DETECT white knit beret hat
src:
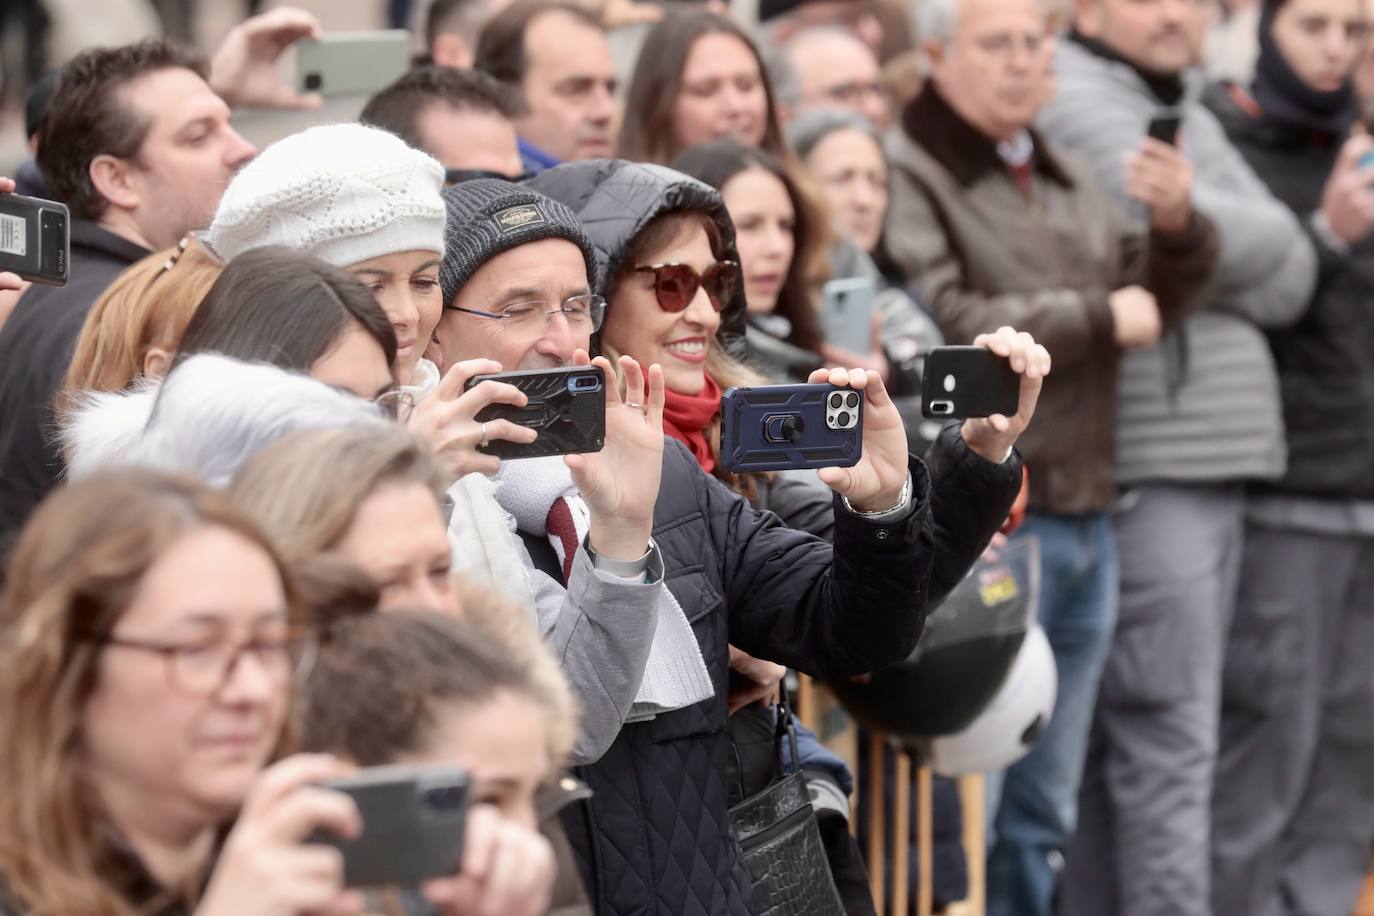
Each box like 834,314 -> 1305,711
206,123 -> 446,268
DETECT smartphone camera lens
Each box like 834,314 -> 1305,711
829,392 -> 843,409
568,375 -> 602,393
304,72 -> 323,91
845,393 -> 859,409
835,410 -> 851,427
931,400 -> 953,416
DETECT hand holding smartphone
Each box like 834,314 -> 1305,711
465,366 -> 606,459
719,382 -> 863,473
306,764 -> 470,887
0,191 -> 69,287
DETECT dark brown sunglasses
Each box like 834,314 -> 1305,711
634,260 -> 740,313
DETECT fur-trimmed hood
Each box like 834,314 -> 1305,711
61,353 -> 386,487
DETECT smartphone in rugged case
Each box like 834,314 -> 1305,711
921,346 -> 1020,419
719,383 -> 863,473
295,30 -> 410,97
306,764 -> 469,888
820,276 -> 877,354
0,193 -> 68,286
1147,110 -> 1183,145
466,366 -> 605,460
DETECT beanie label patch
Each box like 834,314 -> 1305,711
493,204 -> 546,234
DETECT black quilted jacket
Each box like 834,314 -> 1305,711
527,161 -> 942,915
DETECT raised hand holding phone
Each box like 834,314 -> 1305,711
1320,134 -> 1374,245
957,327 -> 1051,465
802,366 -> 911,512
411,359 -> 536,480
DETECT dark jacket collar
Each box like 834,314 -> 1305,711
1067,30 -> 1186,106
901,82 -> 1074,189
71,219 -> 153,264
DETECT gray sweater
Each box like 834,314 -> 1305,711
1037,39 -> 1317,486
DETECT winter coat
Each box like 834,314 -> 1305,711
882,83 -> 1220,514
1036,37 -> 1317,487
526,160 -> 953,916
1203,83 -> 1374,499
0,220 -> 149,561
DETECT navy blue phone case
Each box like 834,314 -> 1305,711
719,383 -> 863,473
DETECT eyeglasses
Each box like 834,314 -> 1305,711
373,388 -> 416,422
447,293 -> 607,334
971,31 -> 1046,60
87,626 -> 317,698
634,261 -> 739,313
443,168 -> 534,186
817,80 -> 889,107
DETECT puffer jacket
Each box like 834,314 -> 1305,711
530,161 -> 1016,911
1204,83 -> 1374,499
526,160 -> 1017,916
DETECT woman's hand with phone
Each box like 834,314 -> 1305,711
196,754 -> 363,916
409,359 -> 538,481
804,365 -> 911,512
566,350 -> 666,563
421,804 -> 555,916
959,326 -> 1050,464
0,177 -> 28,333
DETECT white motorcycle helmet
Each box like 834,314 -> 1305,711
907,623 -> 1057,777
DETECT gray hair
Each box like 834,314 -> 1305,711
785,107 -> 883,161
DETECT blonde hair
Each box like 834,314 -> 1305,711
0,471 -> 296,916
228,425 -> 447,565
59,238 -> 221,409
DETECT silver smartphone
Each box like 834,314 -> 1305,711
296,30 -> 411,97
820,276 -> 877,355
306,764 -> 470,887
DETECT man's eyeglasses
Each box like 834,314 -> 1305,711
86,626 -> 317,698
634,261 -> 740,313
816,80 -> 889,108
444,168 -> 534,186
447,294 -> 607,334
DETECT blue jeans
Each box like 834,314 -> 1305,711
986,511 -> 1119,916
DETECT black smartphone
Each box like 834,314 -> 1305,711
306,764 -> 469,888
921,346 -> 1019,419
465,366 -> 605,460
1147,111 -> 1182,146
0,193 -> 69,287
719,382 -> 863,473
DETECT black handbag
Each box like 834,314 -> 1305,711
727,685 -> 847,916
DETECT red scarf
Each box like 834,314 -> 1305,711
662,376 -> 722,474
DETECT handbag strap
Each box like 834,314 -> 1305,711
775,677 -> 802,777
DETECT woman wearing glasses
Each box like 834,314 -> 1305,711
0,470 -> 559,916
0,470 -> 355,916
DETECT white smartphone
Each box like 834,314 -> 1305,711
820,276 -> 878,355
295,30 -> 411,97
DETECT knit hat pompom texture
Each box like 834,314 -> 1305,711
207,123 -> 447,268
439,179 -> 600,306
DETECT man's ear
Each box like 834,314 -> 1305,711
922,39 -> 947,70
142,345 -> 173,381
432,33 -> 473,69
89,154 -> 142,212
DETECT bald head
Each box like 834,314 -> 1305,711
783,27 -> 889,129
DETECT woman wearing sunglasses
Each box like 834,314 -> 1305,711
528,159 -> 1041,913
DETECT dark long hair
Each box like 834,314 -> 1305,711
174,247 -> 398,375
619,10 -> 787,165
671,141 -> 828,355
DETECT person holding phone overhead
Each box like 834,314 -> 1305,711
1202,1 -> 1374,913
880,1 -> 1221,914
430,172 -> 1042,916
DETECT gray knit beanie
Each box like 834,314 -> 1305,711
439,179 -> 599,306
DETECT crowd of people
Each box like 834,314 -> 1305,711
0,0 -> 1369,914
